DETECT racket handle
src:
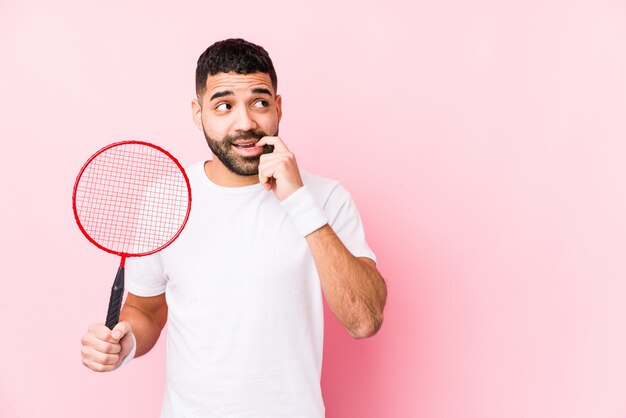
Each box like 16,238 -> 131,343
105,266 -> 125,330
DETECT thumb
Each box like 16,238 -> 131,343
110,321 -> 132,342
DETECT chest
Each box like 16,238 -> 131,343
158,190 -> 317,309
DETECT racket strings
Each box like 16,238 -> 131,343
74,143 -> 190,255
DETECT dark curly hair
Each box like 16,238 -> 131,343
195,38 -> 278,99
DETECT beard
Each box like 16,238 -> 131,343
202,128 -> 276,176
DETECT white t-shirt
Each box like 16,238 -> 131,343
126,161 -> 376,418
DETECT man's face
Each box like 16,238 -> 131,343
193,72 -> 282,176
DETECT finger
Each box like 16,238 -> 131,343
81,332 -> 122,354
118,331 -> 136,358
259,156 -> 295,180
88,323 -> 114,342
81,345 -> 120,366
258,159 -> 277,185
82,346 -> 119,366
258,159 -> 285,185
82,358 -> 116,373
259,151 -> 294,164
256,136 -> 289,153
110,321 -> 132,343
258,176 -> 273,190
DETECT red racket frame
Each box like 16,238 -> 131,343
72,140 -> 192,266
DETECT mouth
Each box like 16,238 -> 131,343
231,139 -> 263,157
232,139 -> 259,149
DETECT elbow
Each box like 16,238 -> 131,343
348,313 -> 384,339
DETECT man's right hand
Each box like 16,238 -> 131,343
81,321 -> 134,372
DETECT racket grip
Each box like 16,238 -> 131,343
105,266 -> 125,330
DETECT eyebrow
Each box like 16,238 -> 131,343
209,90 -> 233,101
209,88 -> 273,102
251,88 -> 272,96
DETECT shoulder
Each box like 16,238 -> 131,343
300,171 -> 341,194
185,160 -> 207,181
301,170 -> 338,189
301,171 -> 350,206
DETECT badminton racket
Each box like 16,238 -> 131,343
72,140 -> 191,329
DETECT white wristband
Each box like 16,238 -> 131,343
281,185 -> 329,237
115,333 -> 137,370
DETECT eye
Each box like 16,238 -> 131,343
216,103 -> 232,111
252,100 -> 269,109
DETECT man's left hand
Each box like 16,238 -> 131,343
257,136 -> 304,201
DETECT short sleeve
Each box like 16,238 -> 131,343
323,183 -> 377,263
125,252 -> 167,296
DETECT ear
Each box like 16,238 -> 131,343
191,98 -> 203,131
275,94 -> 282,122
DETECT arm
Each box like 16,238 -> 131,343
256,136 -> 387,339
306,225 -> 387,338
80,292 -> 167,372
119,292 -> 168,357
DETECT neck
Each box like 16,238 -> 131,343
203,160 -> 260,187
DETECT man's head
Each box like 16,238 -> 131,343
195,38 -> 278,100
192,38 -> 281,178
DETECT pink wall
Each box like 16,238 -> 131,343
1,1 -> 625,417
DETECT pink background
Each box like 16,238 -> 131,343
1,1 -> 625,417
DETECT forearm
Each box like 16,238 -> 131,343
119,295 -> 167,358
306,225 -> 387,338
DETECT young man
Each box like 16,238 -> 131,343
80,38 -> 387,417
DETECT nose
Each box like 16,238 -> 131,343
233,106 -> 258,132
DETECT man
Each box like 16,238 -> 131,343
80,38 -> 387,417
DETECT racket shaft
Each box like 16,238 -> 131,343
105,266 -> 125,329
